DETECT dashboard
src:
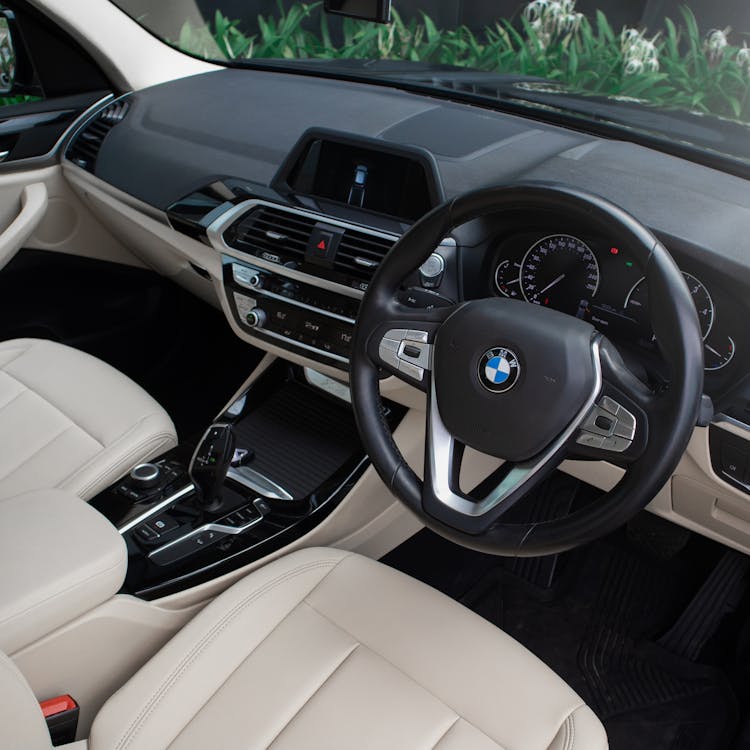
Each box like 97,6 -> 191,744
57,65 -> 750,556
478,229 -> 737,374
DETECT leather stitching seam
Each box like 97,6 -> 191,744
0,365 -> 106,448
0,424 -> 75,484
113,557 -> 345,750
265,643 -> 361,748
66,430 -> 176,498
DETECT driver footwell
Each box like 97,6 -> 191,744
382,475 -> 749,750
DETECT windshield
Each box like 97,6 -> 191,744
112,1 -> 750,167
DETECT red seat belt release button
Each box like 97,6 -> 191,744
40,695 -> 77,718
40,695 -> 79,745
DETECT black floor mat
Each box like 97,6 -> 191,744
463,542 -> 737,750
383,499 -> 742,749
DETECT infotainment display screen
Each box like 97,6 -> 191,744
287,137 -> 436,222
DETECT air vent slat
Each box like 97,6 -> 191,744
228,206 -> 316,262
225,203 -> 397,282
65,98 -> 130,173
333,229 -> 395,280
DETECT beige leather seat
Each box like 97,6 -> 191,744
0,338 -> 176,501
3,548 -> 607,749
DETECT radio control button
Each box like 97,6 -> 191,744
246,309 -> 267,329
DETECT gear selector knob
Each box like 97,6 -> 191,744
189,423 -> 235,512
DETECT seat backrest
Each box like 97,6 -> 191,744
0,651 -> 52,750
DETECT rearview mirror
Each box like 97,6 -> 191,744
324,0 -> 391,24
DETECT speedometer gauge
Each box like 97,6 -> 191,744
625,271 -> 714,339
520,235 -> 600,316
704,336 -> 735,371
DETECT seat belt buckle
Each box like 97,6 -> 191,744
40,694 -> 79,746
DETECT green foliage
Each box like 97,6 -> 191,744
175,3 -> 750,123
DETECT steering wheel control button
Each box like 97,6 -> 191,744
594,415 -> 614,431
398,340 -> 431,369
378,338 -> 400,369
406,330 -> 429,343
478,347 -> 521,394
398,360 -> 424,382
599,396 -> 621,417
576,433 -> 606,449
579,398 -> 636,451
384,329 -> 408,341
379,330 -> 433,378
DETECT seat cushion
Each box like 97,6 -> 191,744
0,338 -> 176,501
90,548 -> 607,750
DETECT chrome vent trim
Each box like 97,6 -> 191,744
223,200 -> 397,282
65,96 -> 131,172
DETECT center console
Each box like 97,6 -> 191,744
91,362 -> 404,599
168,129 -> 456,372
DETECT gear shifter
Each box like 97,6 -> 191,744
189,423 -> 235,512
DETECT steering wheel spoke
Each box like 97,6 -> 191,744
423,378 -> 568,534
367,305 -> 455,391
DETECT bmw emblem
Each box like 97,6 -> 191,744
478,347 -> 521,393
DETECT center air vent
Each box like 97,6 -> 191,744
66,98 -> 131,173
225,203 -> 397,285
227,206 -> 316,265
333,229 -> 395,281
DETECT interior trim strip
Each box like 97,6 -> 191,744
228,260 -> 356,324
228,465 -> 294,501
714,413 -> 750,437
118,484 -> 194,534
138,457 -> 369,598
148,498 -> 267,563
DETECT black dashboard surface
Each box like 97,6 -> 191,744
98,69 -> 750,272
84,67 -> 750,406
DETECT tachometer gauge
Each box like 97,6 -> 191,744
520,235 -> 600,315
494,259 -> 522,298
704,336 -> 735,372
624,271 -> 714,340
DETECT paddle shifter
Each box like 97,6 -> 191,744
189,423 -> 235,512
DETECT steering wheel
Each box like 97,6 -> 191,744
350,184 -> 704,556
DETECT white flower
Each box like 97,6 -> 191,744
523,0 -> 583,49
621,27 -> 660,75
705,28 -> 731,66
737,42 -> 750,74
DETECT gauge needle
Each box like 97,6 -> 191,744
537,274 -> 566,296
706,344 -> 722,357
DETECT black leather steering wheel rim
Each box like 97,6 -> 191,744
350,183 -> 704,556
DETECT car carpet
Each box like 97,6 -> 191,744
382,475 -> 742,750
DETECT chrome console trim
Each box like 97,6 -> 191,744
229,260 -> 356,325
118,484 -> 194,534
227,465 -> 294,501
148,498 -> 268,563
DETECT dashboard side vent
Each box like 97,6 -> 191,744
333,228 -> 396,281
228,206 -> 316,263
66,99 -> 131,173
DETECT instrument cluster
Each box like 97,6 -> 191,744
489,231 -> 736,373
